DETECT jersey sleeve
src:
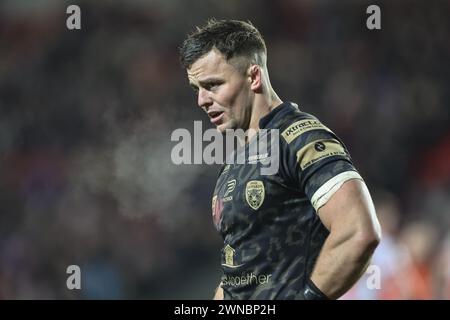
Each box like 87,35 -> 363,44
280,115 -> 363,211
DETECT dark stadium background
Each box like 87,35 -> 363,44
0,0 -> 449,299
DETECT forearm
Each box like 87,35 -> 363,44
309,232 -> 377,299
308,179 -> 381,299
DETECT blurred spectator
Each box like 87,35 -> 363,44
397,221 -> 438,299
434,233 -> 450,299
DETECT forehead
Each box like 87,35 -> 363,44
187,49 -> 237,83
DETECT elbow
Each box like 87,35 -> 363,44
352,208 -> 382,256
363,231 -> 381,254
354,227 -> 381,256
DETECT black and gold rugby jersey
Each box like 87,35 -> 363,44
211,101 -> 362,300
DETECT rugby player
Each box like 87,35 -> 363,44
179,19 -> 381,300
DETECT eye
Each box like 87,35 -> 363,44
205,82 -> 221,91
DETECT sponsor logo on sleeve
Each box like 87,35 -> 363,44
281,119 -> 332,144
296,139 -> 347,170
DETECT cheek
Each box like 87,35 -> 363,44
235,87 -> 252,113
229,82 -> 251,110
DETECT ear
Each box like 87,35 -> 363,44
248,65 -> 262,93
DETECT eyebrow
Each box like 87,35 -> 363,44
189,77 -> 223,88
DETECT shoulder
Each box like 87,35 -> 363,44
278,111 -> 335,145
270,107 -> 340,153
275,108 -> 354,177
266,104 -> 347,159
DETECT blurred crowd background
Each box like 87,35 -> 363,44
0,0 -> 449,299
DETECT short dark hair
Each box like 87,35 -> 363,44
179,18 -> 267,70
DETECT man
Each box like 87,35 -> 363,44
179,19 -> 381,300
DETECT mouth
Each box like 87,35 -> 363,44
207,111 -> 225,125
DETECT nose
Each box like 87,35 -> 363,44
197,88 -> 213,109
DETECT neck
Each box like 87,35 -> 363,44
246,89 -> 282,142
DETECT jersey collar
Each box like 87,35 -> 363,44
259,101 -> 299,129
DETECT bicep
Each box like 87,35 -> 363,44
317,179 -> 380,239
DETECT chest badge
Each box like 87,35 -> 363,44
245,180 -> 265,210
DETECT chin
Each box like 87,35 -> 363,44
217,120 -> 238,134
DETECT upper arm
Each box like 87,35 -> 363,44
280,114 -> 381,243
281,115 -> 360,211
317,178 -> 381,244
